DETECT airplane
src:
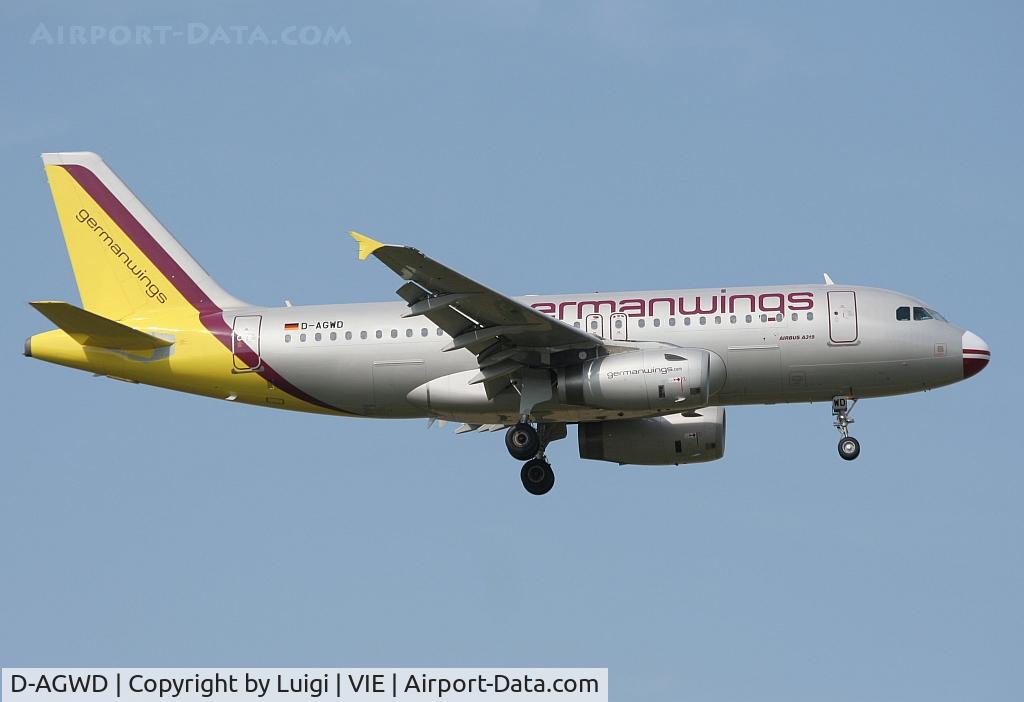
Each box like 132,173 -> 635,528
25,152 -> 991,495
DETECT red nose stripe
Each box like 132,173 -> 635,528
963,348 -> 990,356
963,357 -> 989,379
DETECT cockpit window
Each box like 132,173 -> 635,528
899,305 -> 946,321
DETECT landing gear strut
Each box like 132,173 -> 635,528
833,396 -> 861,461
506,421 -> 566,495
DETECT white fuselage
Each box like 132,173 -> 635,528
242,283 -> 970,423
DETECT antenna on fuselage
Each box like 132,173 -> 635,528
823,273 -> 835,285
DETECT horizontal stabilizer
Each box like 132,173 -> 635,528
29,301 -> 172,350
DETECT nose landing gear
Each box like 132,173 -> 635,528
833,396 -> 861,461
838,436 -> 861,460
506,421 -> 565,495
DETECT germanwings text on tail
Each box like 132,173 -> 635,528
26,152 -> 991,494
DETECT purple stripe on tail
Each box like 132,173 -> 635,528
61,164 -> 347,414
64,165 -> 220,315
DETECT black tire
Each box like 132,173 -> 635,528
506,423 -> 540,460
838,436 -> 861,461
521,458 -> 555,495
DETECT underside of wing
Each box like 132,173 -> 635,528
349,232 -> 612,410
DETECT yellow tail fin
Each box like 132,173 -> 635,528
41,152 -> 245,320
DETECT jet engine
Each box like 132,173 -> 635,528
557,348 -> 726,412
578,406 -> 726,465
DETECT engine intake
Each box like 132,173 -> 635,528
558,348 -> 725,412
578,407 -> 726,465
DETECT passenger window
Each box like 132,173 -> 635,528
406,329 -> 413,337
437,328 -> 444,336
638,319 -> 646,328
745,314 -> 752,323
421,328 -> 428,337
699,317 -> 706,326
376,330 -> 383,339
360,331 -> 367,340
684,317 -> 691,326
284,334 -> 291,343
345,331 -> 352,340
714,316 -> 721,324
668,318 -> 676,327
807,312 -> 814,321
300,333 -> 307,342
896,306 -> 910,321
653,318 -> 661,327
391,329 -> 398,338
730,315 -> 737,323
913,306 -> 932,321
330,332 -> 337,341
315,332 -> 322,341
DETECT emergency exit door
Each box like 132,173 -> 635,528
827,291 -> 858,343
610,312 -> 628,341
232,315 -> 262,371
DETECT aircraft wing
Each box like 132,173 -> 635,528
349,232 -> 603,366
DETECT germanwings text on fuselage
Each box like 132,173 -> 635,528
529,292 -> 814,320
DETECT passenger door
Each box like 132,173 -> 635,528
827,291 -> 858,343
231,315 -> 262,371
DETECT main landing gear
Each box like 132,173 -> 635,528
505,423 -> 540,460
833,396 -> 861,461
521,458 -> 555,496
506,422 -> 564,495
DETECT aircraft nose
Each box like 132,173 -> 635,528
962,330 -> 990,379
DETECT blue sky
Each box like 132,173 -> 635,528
1,1 -> 1021,699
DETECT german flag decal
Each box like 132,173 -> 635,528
284,322 -> 299,331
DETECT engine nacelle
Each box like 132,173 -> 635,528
578,407 -> 726,465
558,348 -> 725,412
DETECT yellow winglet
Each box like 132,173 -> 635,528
349,231 -> 386,261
